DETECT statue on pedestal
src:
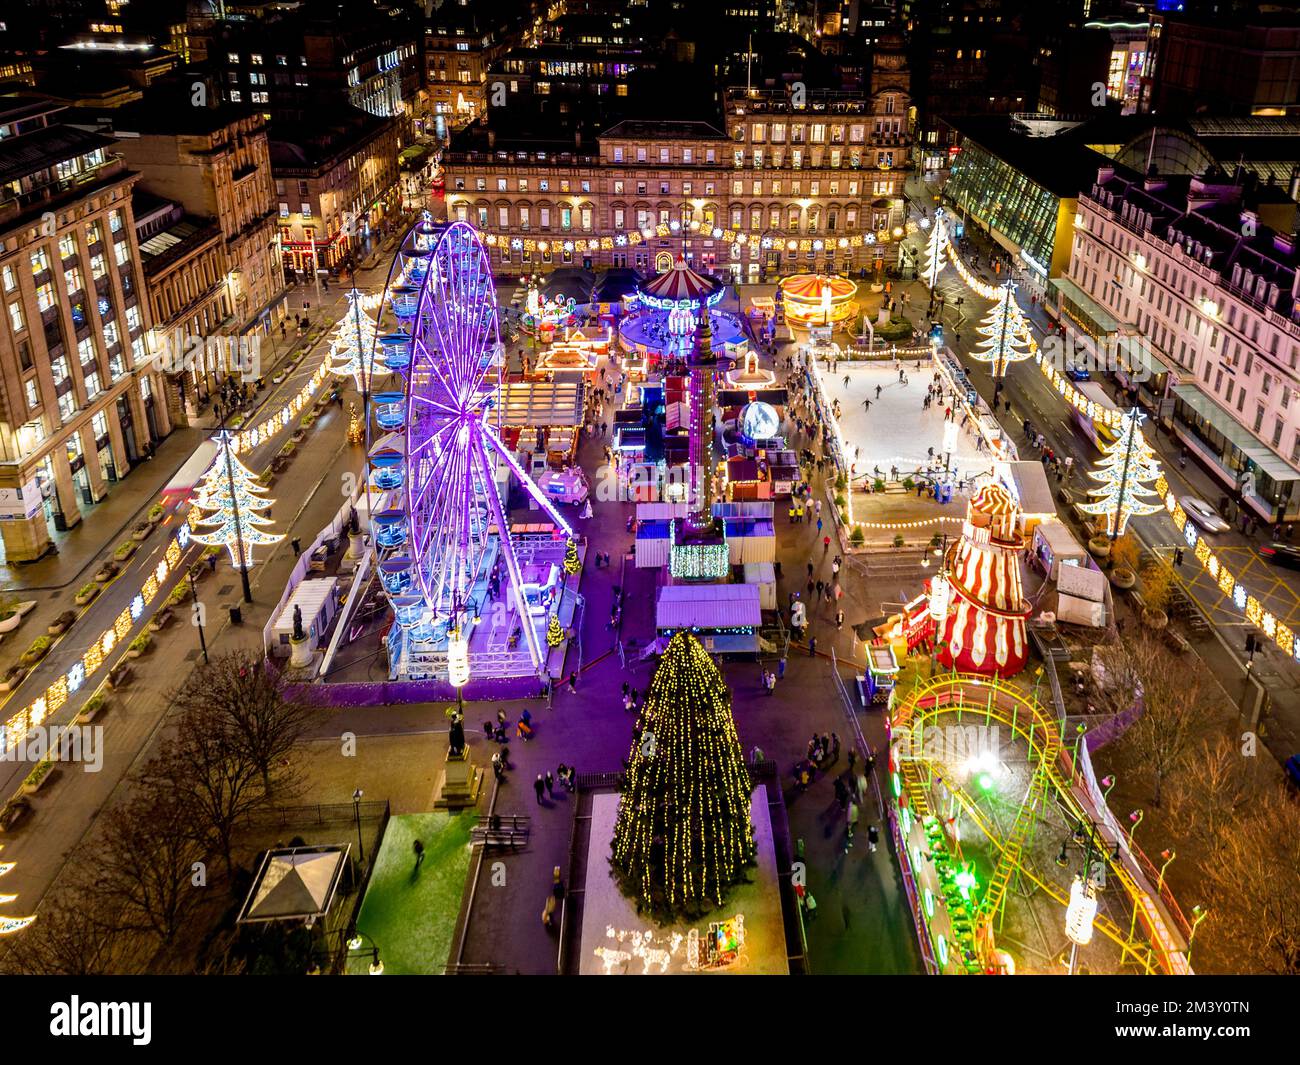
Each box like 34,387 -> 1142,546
447,708 -> 465,758
292,604 -> 305,642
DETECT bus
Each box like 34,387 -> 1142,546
161,439 -> 220,506
1072,380 -> 1121,451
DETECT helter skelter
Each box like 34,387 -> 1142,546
365,218 -> 576,681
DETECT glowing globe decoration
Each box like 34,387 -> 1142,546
739,401 -> 780,443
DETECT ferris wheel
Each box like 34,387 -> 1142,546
366,218 -> 575,678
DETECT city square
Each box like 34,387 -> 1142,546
0,0 -> 1298,1033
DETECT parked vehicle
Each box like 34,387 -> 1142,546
1179,496 -> 1230,534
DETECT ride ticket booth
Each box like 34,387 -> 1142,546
858,643 -> 900,706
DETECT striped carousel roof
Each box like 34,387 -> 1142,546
971,482 -> 1017,517
780,273 -> 858,301
640,255 -> 721,301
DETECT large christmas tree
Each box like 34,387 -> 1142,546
610,632 -> 755,920
970,281 -> 1033,375
189,431 -> 283,567
1078,407 -> 1163,537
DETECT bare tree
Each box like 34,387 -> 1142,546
154,701 -> 267,879
1164,732 -> 1267,853
1098,635 -> 1224,806
170,650 -> 315,795
1199,789 -> 1300,975
0,883 -> 151,976
93,777 -> 211,945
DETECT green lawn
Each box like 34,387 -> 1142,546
346,811 -> 475,975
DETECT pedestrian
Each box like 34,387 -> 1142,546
867,824 -> 879,852
534,775 -> 546,804
545,771 -> 554,798
831,732 -> 841,762
816,579 -> 824,598
836,609 -> 845,630
847,747 -> 857,774
809,635 -> 817,657
568,671 -> 578,693
492,751 -> 505,780
834,776 -> 849,809
823,535 -> 831,554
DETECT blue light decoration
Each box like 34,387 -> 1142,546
68,662 -> 85,693
130,594 -> 145,621
638,287 -> 726,313
97,297 -> 111,316
1184,522 -> 1198,548
178,523 -> 192,548
1234,583 -> 1247,610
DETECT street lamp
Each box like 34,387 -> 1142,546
1125,808 -> 1144,849
1186,905 -> 1209,968
1157,848 -> 1176,895
187,566 -> 208,664
346,928 -> 383,974
352,788 -> 365,865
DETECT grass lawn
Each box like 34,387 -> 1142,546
347,811 -> 475,974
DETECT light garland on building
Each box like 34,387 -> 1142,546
940,236 -> 1299,662
668,523 -> 731,580
469,217 -> 917,259
610,632 -> 755,918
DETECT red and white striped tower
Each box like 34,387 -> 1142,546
936,482 -> 1030,677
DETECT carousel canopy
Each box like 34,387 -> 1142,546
639,255 -> 723,306
780,274 -> 858,302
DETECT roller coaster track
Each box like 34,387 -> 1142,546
892,673 -> 1188,975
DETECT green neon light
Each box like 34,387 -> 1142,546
955,867 -> 979,901
977,772 -> 994,792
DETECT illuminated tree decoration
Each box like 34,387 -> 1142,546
610,632 -> 755,920
969,281 -> 1033,378
347,402 -> 364,445
1078,407 -> 1163,537
546,613 -> 564,648
189,431 -> 283,567
920,210 -> 950,289
327,288 -> 380,390
563,538 -> 580,575
0,845 -> 34,936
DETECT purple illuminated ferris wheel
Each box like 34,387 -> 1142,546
367,218 -> 575,680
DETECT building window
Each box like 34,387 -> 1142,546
35,282 -> 55,312
7,301 -> 23,332
30,248 -> 49,275
1,265 -> 14,292
25,379 -> 38,409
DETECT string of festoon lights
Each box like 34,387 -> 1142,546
476,217 -> 919,258
0,342 -> 336,759
939,238 -> 1300,662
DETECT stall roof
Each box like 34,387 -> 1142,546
656,584 -> 762,630
499,380 -> 587,427
236,845 -> 348,924
1002,460 -> 1057,517
273,578 -> 337,635
1057,562 -> 1106,603
1036,519 -> 1085,558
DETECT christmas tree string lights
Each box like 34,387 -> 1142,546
969,280 -> 1033,384
1079,407 -> 1163,538
610,632 -> 755,920
327,288 -> 380,390
920,211 -> 950,290
190,431 -> 284,568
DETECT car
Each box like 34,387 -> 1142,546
1179,496 -> 1230,533
1260,541 -> 1300,569
1066,364 -> 1091,382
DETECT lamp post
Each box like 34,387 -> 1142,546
1125,808 -> 1144,849
1100,774 -> 1117,802
1157,848 -> 1176,895
1186,905 -> 1208,968
187,567 -> 208,665
345,928 -> 383,975
352,788 -> 365,865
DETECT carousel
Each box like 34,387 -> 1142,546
619,255 -> 746,363
778,274 -> 859,329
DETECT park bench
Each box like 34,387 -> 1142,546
470,814 -> 531,851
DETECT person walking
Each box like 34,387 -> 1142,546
545,771 -> 555,798
867,824 -> 879,853
831,733 -> 841,763
568,671 -> 578,693
413,838 -> 425,870
492,751 -> 505,781
534,774 -> 546,804
836,609 -> 845,630
845,801 -> 859,852
808,635 -> 817,657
